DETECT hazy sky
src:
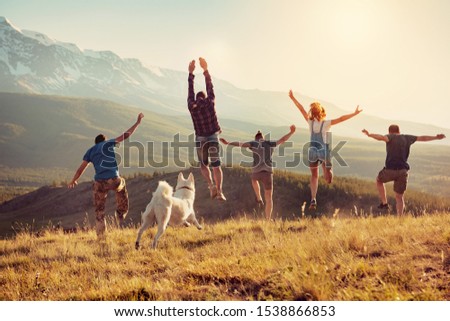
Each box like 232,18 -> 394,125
1,0 -> 450,128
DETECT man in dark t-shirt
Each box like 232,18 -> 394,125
362,125 -> 445,215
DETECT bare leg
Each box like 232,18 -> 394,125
322,162 -> 333,184
264,188 -> 273,220
212,166 -> 223,192
376,179 -> 388,205
310,165 -> 319,201
251,178 -> 262,201
395,193 -> 405,215
200,163 -> 213,186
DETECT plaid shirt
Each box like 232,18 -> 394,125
187,71 -> 221,136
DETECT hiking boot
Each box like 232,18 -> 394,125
216,191 -> 227,201
377,203 -> 390,210
209,185 -> 218,199
309,199 -> 317,210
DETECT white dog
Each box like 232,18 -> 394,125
135,172 -> 202,249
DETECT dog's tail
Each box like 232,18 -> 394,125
153,180 -> 173,205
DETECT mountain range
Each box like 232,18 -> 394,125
1,16 -> 448,141
1,92 -> 449,199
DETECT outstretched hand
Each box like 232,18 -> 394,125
188,60 -> 195,73
67,180 -> 77,189
354,105 -> 363,115
137,113 -> 144,124
219,138 -> 229,145
288,89 -> 295,99
362,129 -> 369,136
437,134 -> 446,140
199,57 -> 208,71
290,124 -> 296,133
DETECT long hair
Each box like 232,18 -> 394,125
308,102 -> 326,121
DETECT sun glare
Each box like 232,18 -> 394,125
330,5 -> 373,44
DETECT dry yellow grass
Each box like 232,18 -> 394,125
1,213 -> 449,300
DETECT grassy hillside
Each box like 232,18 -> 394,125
1,214 -> 449,300
1,168 -> 449,239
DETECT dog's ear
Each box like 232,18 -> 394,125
187,172 -> 194,183
178,172 -> 185,181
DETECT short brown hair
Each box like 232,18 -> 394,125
196,91 -> 206,100
388,125 -> 400,134
95,134 -> 106,144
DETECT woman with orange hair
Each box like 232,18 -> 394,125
288,90 -> 362,210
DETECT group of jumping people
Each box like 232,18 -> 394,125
68,57 -> 446,236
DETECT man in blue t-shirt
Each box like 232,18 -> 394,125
362,125 -> 445,215
220,125 -> 296,220
68,113 -> 144,236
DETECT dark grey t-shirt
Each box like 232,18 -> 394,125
248,140 -> 277,173
385,134 -> 417,170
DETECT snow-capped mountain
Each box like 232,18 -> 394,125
0,16 -> 329,127
0,16 -> 192,114
1,16 -> 448,139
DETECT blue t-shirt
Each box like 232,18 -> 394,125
83,139 -> 119,180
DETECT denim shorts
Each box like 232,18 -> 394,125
308,143 -> 332,168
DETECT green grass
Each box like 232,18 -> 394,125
1,213 -> 449,300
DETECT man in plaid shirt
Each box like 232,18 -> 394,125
188,57 -> 226,201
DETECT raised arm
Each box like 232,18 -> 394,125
187,60 -> 196,108
219,138 -> 251,148
115,113 -> 144,143
362,129 -> 389,142
288,90 -> 308,122
68,160 -> 89,188
199,57 -> 215,101
276,125 -> 296,146
416,134 -> 446,142
331,106 -> 363,125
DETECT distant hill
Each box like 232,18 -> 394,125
1,92 -> 450,202
1,167 -> 449,238
1,16 -> 449,141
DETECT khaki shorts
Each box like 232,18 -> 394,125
377,168 -> 409,194
251,171 -> 273,190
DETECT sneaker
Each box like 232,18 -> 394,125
216,191 -> 227,201
377,203 -> 390,210
309,199 -> 317,210
209,185 -> 218,199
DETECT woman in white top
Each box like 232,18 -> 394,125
289,90 -> 362,210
